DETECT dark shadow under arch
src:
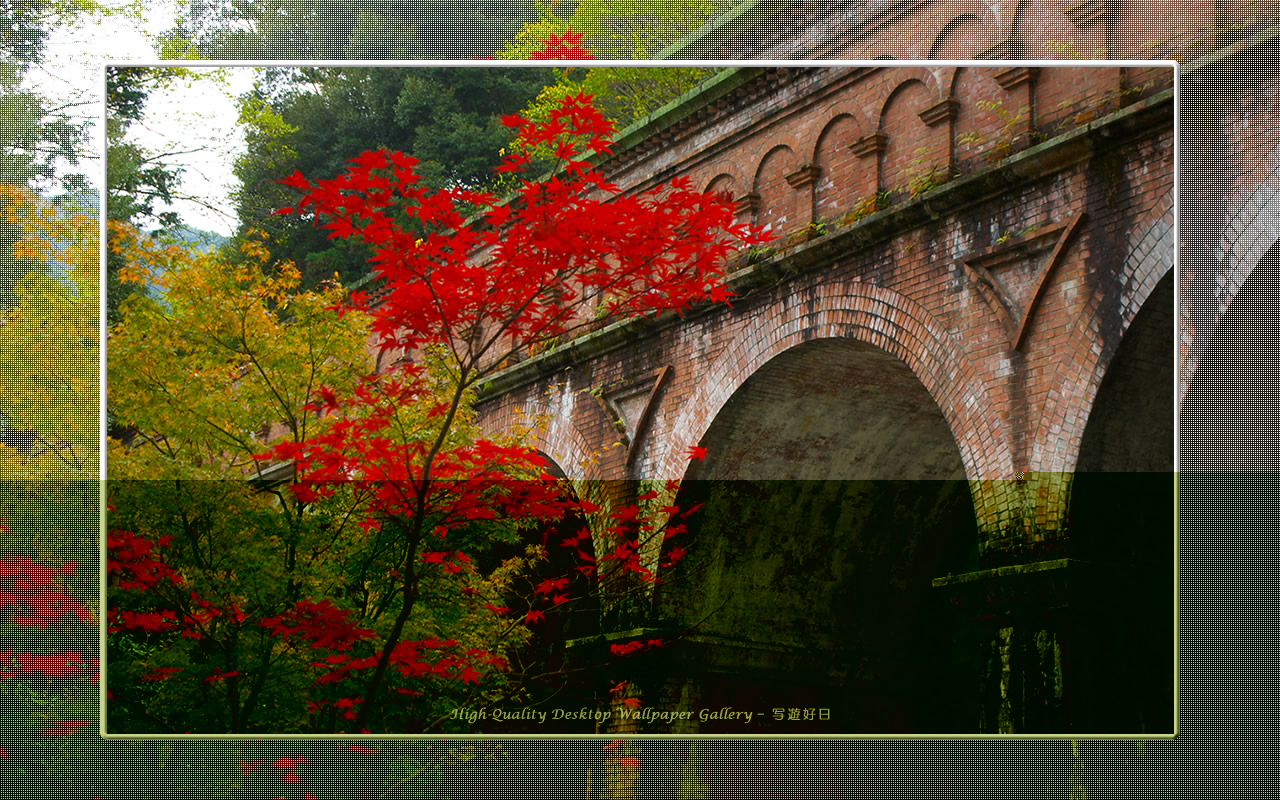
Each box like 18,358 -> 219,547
651,338 -> 980,732
1070,270 -> 1174,733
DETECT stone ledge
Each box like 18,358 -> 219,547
931,557 -> 1074,588
931,558 -> 1095,619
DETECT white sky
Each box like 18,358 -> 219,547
29,1 -> 256,236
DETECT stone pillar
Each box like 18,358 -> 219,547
970,473 -> 1074,559
918,97 -> 961,180
934,558 -> 1082,732
784,162 -> 822,229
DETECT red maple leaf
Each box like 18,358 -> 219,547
237,91 -> 772,728
534,577 -> 569,595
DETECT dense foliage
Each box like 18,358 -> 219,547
173,0 -> 540,60
232,67 -> 556,290
104,92 -> 767,735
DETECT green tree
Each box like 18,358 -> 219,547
104,67 -> 186,325
231,67 -> 554,290
173,0 -> 539,60
0,185 -> 97,477
506,64 -> 722,150
497,0 -> 731,60
106,225 -> 381,732
105,226 -> 554,733
0,0 -> 105,189
493,3 -> 731,155
2,0 -> 130,310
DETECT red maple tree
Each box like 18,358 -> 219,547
259,90 -> 767,730
106,89 -> 769,735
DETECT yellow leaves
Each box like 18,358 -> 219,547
239,227 -> 273,265
12,236 -> 51,262
110,227 -> 377,478
0,186 -> 99,479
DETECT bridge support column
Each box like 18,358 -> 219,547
934,558 -> 1098,733
970,473 -> 1074,558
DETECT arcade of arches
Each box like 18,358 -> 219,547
475,63 -> 1179,736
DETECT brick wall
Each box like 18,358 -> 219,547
477,66 -> 1174,551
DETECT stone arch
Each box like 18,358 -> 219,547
1011,0 -> 1107,59
650,319 -> 986,732
476,384 -> 627,603
809,99 -> 875,163
873,69 -> 944,129
812,113 -> 867,223
660,283 -> 1014,488
1074,271 -> 1174,476
699,161 -> 749,197
1064,215 -> 1176,735
1180,235 -> 1280,472
477,383 -> 604,483
750,132 -> 805,175
878,77 -> 945,199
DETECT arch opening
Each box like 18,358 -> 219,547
1182,239 -> 1280,470
1071,270 -> 1175,733
466,451 -> 602,732
652,338 -> 980,732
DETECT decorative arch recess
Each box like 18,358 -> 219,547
875,69 -> 943,128
929,10 -> 999,60
751,141 -> 801,233
702,162 -> 748,197
812,112 -> 865,223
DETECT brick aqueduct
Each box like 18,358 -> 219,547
422,1 -> 1271,740
473,60 -> 1174,736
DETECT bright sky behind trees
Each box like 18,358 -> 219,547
30,3 -> 251,233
